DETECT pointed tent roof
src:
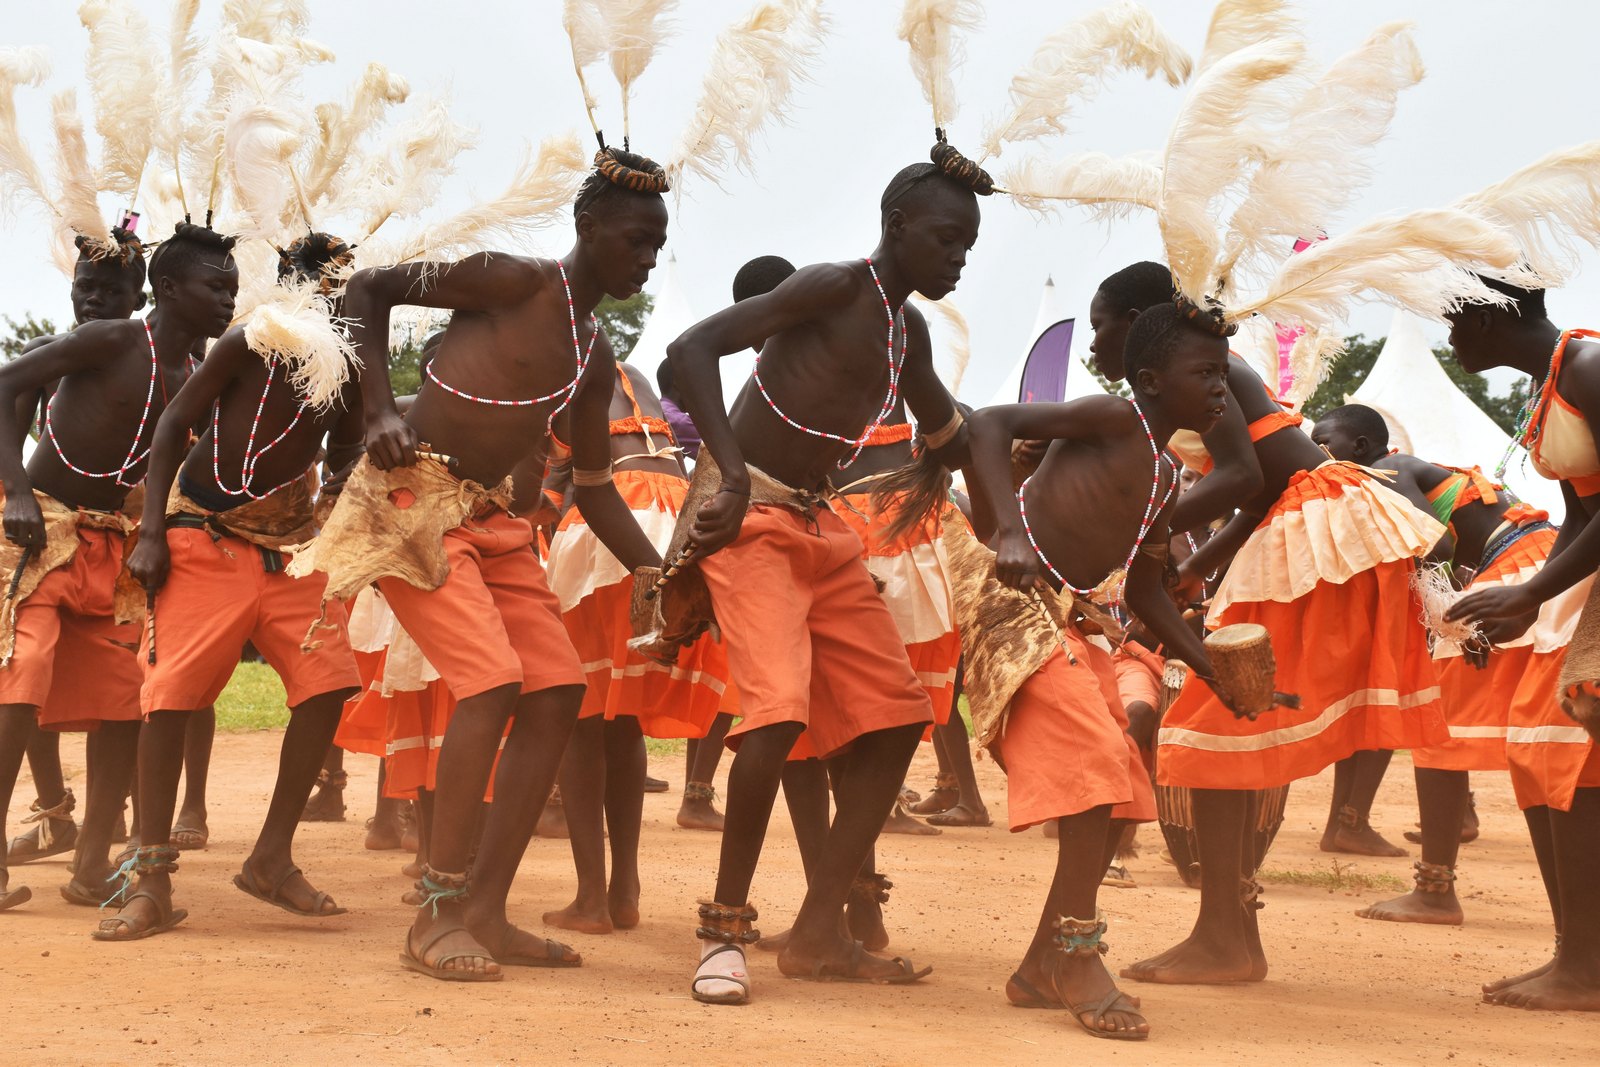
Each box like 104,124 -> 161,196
979,276 -> 1105,407
1351,310 -> 1563,518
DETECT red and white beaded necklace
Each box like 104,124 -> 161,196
210,358 -> 309,501
752,258 -> 906,470
1016,398 -> 1176,598
44,317 -> 168,488
424,259 -> 596,430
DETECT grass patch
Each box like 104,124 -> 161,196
646,737 -> 685,759
1258,860 -> 1407,894
214,662 -> 291,732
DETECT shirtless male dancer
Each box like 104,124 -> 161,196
4,235 -> 146,872
319,147 -> 669,981
963,300 -> 1242,1039
0,225 -> 232,915
1313,403 -> 1567,926
1443,279 -> 1600,1012
666,150 -> 981,1003
1090,261 -> 1406,859
98,232 -> 366,940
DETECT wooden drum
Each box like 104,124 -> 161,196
1205,623 -> 1296,721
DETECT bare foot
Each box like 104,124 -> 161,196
1357,889 -> 1463,925
1121,931 -> 1257,985
542,897 -> 613,935
675,792 -> 725,832
365,811 -> 404,851
299,772 -> 347,823
909,779 -> 958,816
1484,955 -> 1557,998
925,802 -> 992,828
608,885 -> 640,930
1049,952 -> 1149,1038
1322,824 -> 1408,857
1488,965 -> 1600,1011
777,933 -> 930,982
757,927 -> 791,953
1241,898 -> 1269,983
881,801 -> 941,837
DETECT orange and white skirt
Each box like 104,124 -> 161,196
1158,463 -> 1449,791
546,468 -> 730,739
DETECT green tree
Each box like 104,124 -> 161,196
1300,332 -> 1526,436
601,292 -> 653,360
2,313 -> 58,360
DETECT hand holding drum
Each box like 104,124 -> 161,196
1203,623 -> 1300,721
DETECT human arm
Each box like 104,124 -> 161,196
1124,520 -> 1238,715
665,262 -> 856,553
343,253 -> 540,469
1170,510 -> 1256,604
126,330 -> 253,591
317,391 -> 367,497
899,308 -> 968,470
0,322 -> 133,547
568,341 -> 661,572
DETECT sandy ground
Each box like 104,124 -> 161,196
4,736 -> 1598,1067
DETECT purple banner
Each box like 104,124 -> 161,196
1018,318 -> 1076,403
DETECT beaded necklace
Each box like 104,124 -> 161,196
210,358 -> 309,501
1017,398 -> 1176,598
752,259 -> 906,470
424,260 -> 597,430
44,317 -> 170,488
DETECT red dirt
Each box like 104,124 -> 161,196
4,738 -> 1597,1065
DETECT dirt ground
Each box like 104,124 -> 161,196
4,736 -> 1597,1067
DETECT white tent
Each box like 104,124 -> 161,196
1351,310 -> 1563,518
979,276 -> 1104,408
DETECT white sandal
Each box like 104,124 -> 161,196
691,900 -> 759,1005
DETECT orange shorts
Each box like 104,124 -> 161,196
140,527 -> 360,712
379,508 -> 584,701
0,526 -> 141,729
994,635 -> 1156,832
701,504 -> 933,760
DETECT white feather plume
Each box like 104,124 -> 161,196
242,281 -> 359,413
389,132 -> 587,263
50,91 -> 106,260
667,0 -> 827,190
224,94 -> 311,244
222,0 -> 311,42
565,0 -> 609,132
79,0 -> 162,201
1000,151 -> 1162,220
155,0 -> 204,216
343,99 -> 477,245
1197,0 -> 1299,74
1220,23 -> 1423,285
978,1 -> 1191,164
913,295 -> 972,395
601,0 -> 678,142
1453,141 -> 1600,287
1282,327 -> 1344,404
0,47 -> 53,218
1157,39 -> 1304,305
898,0 -> 983,131
300,64 -> 411,209
1230,209 -> 1529,332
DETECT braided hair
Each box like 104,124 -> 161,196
74,226 -> 147,287
1122,302 -> 1227,384
574,146 -> 669,220
277,231 -> 355,294
880,134 -> 995,216
147,221 -> 237,299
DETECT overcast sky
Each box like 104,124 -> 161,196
6,1 -> 1596,403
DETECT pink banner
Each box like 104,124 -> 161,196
1276,235 -> 1326,396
